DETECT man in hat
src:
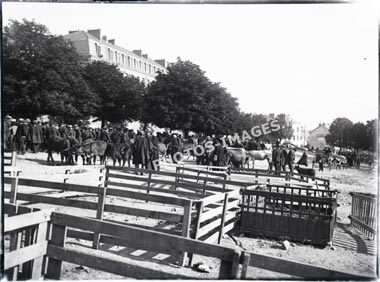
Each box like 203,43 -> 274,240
3,115 -> 12,151
15,118 -> 30,155
272,142 -> 283,174
29,120 -> 43,153
9,119 -> 18,151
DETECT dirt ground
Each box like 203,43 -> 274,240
6,151 -> 378,280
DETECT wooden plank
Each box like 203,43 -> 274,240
31,221 -> 49,280
5,210 -> 51,233
14,192 -> 98,210
179,200 -> 192,266
349,215 -> 376,234
104,204 -> 183,222
51,212 -> 239,261
105,180 -> 207,199
198,210 -> 237,238
9,177 -> 19,204
241,252 -> 251,279
4,242 -> 48,270
4,177 -> 99,194
93,187 -> 107,249
106,187 -> 187,206
47,245 -> 193,279
46,224 -> 67,280
218,250 -> 241,279
246,252 -> 371,279
218,194 -> 229,244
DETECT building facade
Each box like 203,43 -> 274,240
64,29 -> 167,85
284,121 -> 308,147
309,123 -> 329,150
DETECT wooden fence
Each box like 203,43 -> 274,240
240,185 -> 338,245
349,192 -> 377,239
228,167 -> 330,189
46,212 -> 242,279
3,151 -> 22,176
3,203 -> 51,281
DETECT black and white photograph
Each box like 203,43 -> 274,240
1,0 -> 379,280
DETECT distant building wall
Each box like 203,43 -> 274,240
64,29 -> 167,85
309,124 -> 329,149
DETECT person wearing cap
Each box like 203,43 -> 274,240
132,130 -> 150,173
73,124 -> 82,144
150,131 -> 160,170
3,115 -> 12,151
9,119 -> 18,151
98,127 -> 111,143
169,133 -> 181,163
14,118 -> 30,155
67,125 -> 75,139
59,124 -> 68,139
29,120 -> 43,153
272,142 -> 283,174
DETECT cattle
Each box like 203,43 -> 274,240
227,147 -> 248,169
295,166 -> 316,178
246,150 -> 271,169
76,140 -> 107,165
47,136 -> 75,165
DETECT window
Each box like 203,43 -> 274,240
108,48 -> 113,62
115,51 -> 118,63
122,54 -> 125,66
149,64 -> 151,74
139,61 -> 142,71
134,59 -> 137,69
95,43 -> 98,55
127,56 -> 130,67
144,62 -> 147,73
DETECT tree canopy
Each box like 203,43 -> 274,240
144,59 -> 241,136
83,61 -> 145,124
3,19 -> 98,123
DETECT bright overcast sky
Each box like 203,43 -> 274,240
2,1 -> 379,130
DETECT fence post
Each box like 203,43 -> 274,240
93,186 -> 107,249
31,221 -> 49,280
188,201 -> 203,267
178,200 -> 192,266
9,176 -> 19,204
218,193 -> 229,244
146,172 -> 152,202
46,224 -> 67,280
241,252 -> 251,279
219,250 -> 240,279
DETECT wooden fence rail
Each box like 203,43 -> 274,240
3,151 -> 22,176
3,203 -> 51,281
46,212 -> 241,279
240,251 -> 371,280
349,192 -> 377,239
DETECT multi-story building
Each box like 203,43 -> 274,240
288,121 -> 308,147
309,123 -> 329,150
64,29 -> 167,85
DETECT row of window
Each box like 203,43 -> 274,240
94,43 -> 164,75
292,135 -> 304,141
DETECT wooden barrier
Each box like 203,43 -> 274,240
349,192 -> 377,239
46,212 -> 242,279
240,251 -> 371,280
3,203 -> 51,281
3,151 -> 22,176
228,167 -> 330,189
240,186 -> 338,245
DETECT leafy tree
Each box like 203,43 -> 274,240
350,122 -> 367,149
267,114 -> 294,142
3,19 -> 98,122
365,119 -> 377,151
325,117 -> 353,148
144,59 -> 240,136
83,61 -> 145,125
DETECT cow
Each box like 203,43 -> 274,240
295,166 -> 316,178
47,136 -> 75,165
76,140 -> 108,165
227,147 -> 248,169
246,150 -> 272,169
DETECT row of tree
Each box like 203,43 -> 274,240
4,19 -> 293,140
326,117 -> 377,151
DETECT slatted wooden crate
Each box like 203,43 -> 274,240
240,185 -> 338,245
349,192 -> 376,239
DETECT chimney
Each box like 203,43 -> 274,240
87,29 -> 101,40
155,59 -> 166,68
133,50 -> 142,57
102,35 -> 107,41
142,54 -> 148,59
108,39 -> 115,45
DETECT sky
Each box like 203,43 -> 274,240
2,0 -> 379,131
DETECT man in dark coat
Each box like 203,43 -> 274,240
272,143 -> 283,174
15,118 -> 30,155
281,146 -> 288,171
132,131 -> 150,172
99,127 -> 111,143
286,147 -> 295,173
3,115 -> 11,151
315,148 -> 323,171
29,120 -> 43,153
